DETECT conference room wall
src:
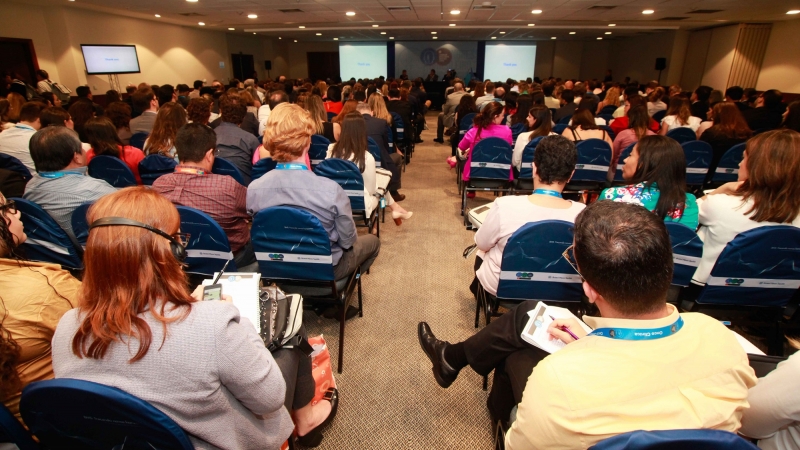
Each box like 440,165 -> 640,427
608,31 -> 681,86
580,40 -> 611,81
0,1 -> 62,85
758,18 -> 800,92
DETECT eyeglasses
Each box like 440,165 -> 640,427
0,200 -> 17,216
562,244 -> 584,280
172,233 -> 191,247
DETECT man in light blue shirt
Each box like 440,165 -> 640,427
0,102 -> 45,172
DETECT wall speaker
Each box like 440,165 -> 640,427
264,60 -> 272,70
655,58 -> 667,71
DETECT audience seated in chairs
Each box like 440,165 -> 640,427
688,129 -> 800,290
436,81 -> 468,143
0,102 -> 45,173
306,94 -> 339,143
511,105 -> 556,172
418,201 -> 757,449
152,123 -> 257,271
660,97 -> 702,135
782,100 -> 800,133
327,111 -> 412,225
104,101 -> 133,145
247,103 -> 380,283
51,187 -> 335,449
610,94 -> 660,136
214,92 -> 260,185
601,135 -> 699,229
561,108 -> 613,146
447,94 -> 479,160
324,85 -> 343,115
612,105 -> 657,168
143,102 -> 186,159
470,136 -> 585,298
129,87 -> 159,135
0,192 -> 79,422
186,97 -> 212,126
458,102 -> 513,198
647,86 -> 667,117
23,126 -> 116,240
698,102 -> 752,178
360,100 -> 405,201
84,117 -> 145,185
742,89 -> 786,132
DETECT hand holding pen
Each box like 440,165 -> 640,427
547,316 -> 588,344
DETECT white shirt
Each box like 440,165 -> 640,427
545,97 -> 560,109
512,131 -> 557,171
475,94 -> 495,108
0,124 -> 37,172
662,115 -> 702,132
693,194 -> 800,284
647,101 -> 667,116
612,105 -> 626,118
37,80 -> 52,93
257,104 -> 271,136
326,145 -> 379,216
475,196 -> 585,295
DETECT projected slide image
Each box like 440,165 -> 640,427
339,44 -> 388,80
81,45 -> 141,75
483,44 -> 536,82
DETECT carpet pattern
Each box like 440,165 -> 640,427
301,114 -> 498,449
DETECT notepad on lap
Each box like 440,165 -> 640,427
202,272 -> 261,333
520,302 -> 593,354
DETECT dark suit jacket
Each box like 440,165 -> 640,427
426,74 -> 439,82
691,101 -> 709,121
743,107 -> 785,132
210,112 -> 259,137
553,103 -> 578,123
363,114 -> 400,191
387,100 -> 413,131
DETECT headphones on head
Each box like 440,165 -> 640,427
89,217 -> 187,262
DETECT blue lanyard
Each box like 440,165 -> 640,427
533,189 -> 562,198
275,163 -> 307,171
589,316 -> 683,340
39,169 -> 85,179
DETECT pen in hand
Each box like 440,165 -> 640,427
549,315 -> 580,341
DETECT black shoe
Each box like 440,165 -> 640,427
296,388 -> 338,448
433,138 -> 444,144
417,322 -> 459,388
393,193 -> 406,202
414,139 -> 424,143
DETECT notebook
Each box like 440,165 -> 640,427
202,272 -> 261,333
468,203 -> 493,229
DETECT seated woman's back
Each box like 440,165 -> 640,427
562,108 -> 613,146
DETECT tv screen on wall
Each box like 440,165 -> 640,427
80,45 -> 141,75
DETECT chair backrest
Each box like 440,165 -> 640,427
666,127 -> 697,144
309,134 -> 331,168
600,125 -> 616,141
387,124 -> 395,150
326,111 -> 337,121
469,137 -> 513,180
367,137 -> 382,167
652,109 -> 667,123
20,378 -> 193,450
665,223 -> 703,287
572,138 -> 612,183
711,142 -> 746,183
251,206 -> 335,282
590,429 -> 759,450
13,197 -> 83,269
211,157 -> 246,186
70,201 -> 94,249
87,155 -> 137,188
391,112 -> 405,140
552,123 -> 568,135
681,140 -> 712,186
496,220 -> 583,302
129,132 -> 149,150
176,206 -> 238,275
557,114 -> 573,125
459,113 -> 476,134
598,113 -> 614,124
137,154 -> 177,186
251,157 -> 277,182
0,154 -> 32,181
600,105 -> 617,115
518,136 -> 544,179
510,122 -> 526,146
314,158 -> 366,211
613,143 -> 636,182
697,225 -> 800,307
0,402 -> 38,450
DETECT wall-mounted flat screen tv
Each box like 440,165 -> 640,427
81,44 -> 141,75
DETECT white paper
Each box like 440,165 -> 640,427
202,272 -> 261,333
731,330 -> 765,355
520,302 -> 593,354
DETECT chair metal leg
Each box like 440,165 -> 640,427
482,374 -> 488,391
338,299 -> 346,374
461,185 -> 468,219
357,270 -> 363,317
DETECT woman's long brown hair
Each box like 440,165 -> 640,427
330,112 -> 368,173
145,102 -> 187,156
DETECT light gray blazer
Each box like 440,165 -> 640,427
129,111 -> 158,135
52,301 -> 294,450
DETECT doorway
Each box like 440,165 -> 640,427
231,53 -> 255,82
0,37 -> 39,96
307,52 -> 340,82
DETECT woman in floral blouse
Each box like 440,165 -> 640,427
600,135 -> 699,229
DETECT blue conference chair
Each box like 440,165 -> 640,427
211,157 -> 246,186
20,378 -> 193,450
682,226 -> 800,355
129,132 -> 149,150
613,143 -> 636,183
0,154 -> 32,181
0,403 -> 38,450
514,136 -> 544,192
682,140 -> 713,186
600,125 -> 616,141
12,198 -> 83,270
176,206 -> 238,276
391,112 -> 413,164
557,114 -> 573,125
138,154 -> 177,186
367,137 -> 382,168
252,206 -> 363,372
314,158 -> 379,237
709,142 -> 746,185
454,113 -> 477,185
552,123 -> 568,135
327,111 -> 337,121
590,429 -> 759,450
652,109 -> 667,123
510,122 -> 526,146
70,201 -> 94,249
599,105 -> 617,115
309,134 -> 331,169
476,220 -> 584,328
666,127 -> 696,144
665,222 -> 703,288
565,138 -> 612,194
251,157 -> 277,182
598,113 -> 614,124
88,155 -> 137,188
461,137 -> 514,225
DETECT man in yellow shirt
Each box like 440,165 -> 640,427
418,201 -> 757,449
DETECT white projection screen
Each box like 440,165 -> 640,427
483,43 -> 537,81
339,43 -> 388,80
81,45 -> 141,75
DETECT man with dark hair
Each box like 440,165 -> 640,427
553,89 -> 577,123
157,84 -> 177,107
189,80 -> 204,99
743,89 -> 786,132
691,85 -> 713,121
418,200 -> 756,450
215,93 -> 260,184
75,85 -> 104,116
724,86 -> 750,113
386,88 -> 413,146
129,88 -> 159,134
23,127 -> 116,239
0,102 -> 46,172
152,123 -> 255,270
352,90 -> 367,103
258,90 -> 290,136
542,81 -> 559,109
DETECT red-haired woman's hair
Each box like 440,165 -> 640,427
736,129 -> 800,223
72,187 -> 193,363
711,102 -> 751,140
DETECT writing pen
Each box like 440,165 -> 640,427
549,315 -> 580,341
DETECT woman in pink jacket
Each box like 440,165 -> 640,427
458,102 -> 513,197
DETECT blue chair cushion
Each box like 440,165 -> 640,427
590,429 -> 759,450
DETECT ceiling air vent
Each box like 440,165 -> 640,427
278,9 -> 303,13
588,6 -> 616,10
687,9 -> 723,14
658,16 -> 689,20
178,12 -> 205,16
472,5 -> 497,10
387,6 -> 412,11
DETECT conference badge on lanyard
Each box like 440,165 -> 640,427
588,316 -> 684,340
275,163 -> 308,171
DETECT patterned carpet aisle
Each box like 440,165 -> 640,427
302,113 -> 496,449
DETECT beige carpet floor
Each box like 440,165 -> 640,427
301,113 -> 498,449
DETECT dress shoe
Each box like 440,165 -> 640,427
391,210 -> 413,225
433,138 -> 444,144
417,322 -> 459,388
393,193 -> 406,202
296,388 -> 338,448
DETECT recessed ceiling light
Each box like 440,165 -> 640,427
608,23 -> 616,26
299,25 -> 305,28
346,11 -> 356,16
605,31 -> 612,34
278,37 -> 281,39
373,24 -> 379,27
642,9 -> 654,14
253,32 -> 257,35
500,31 -> 506,34
198,22 -> 205,25
788,10 -> 800,14
528,23 -> 535,26
551,36 -> 556,39
334,37 -> 339,40
532,9 -> 542,14
294,39 -> 298,42
433,36 -> 438,39
389,36 -> 394,39
186,0 -> 197,2
450,9 -> 460,14
449,23 -> 456,26
228,27 -> 235,30
154,14 -> 161,17
316,33 -> 322,35
247,14 -> 257,18
380,31 -> 386,34
597,37 -> 603,40
491,36 -> 497,39
569,31 -> 576,34
431,31 -> 437,34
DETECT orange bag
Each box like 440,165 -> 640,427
307,335 -> 336,406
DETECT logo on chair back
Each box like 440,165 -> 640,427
575,164 -> 585,169
268,253 -> 285,261
725,278 -> 744,286
515,272 -> 534,280
478,162 -> 487,167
